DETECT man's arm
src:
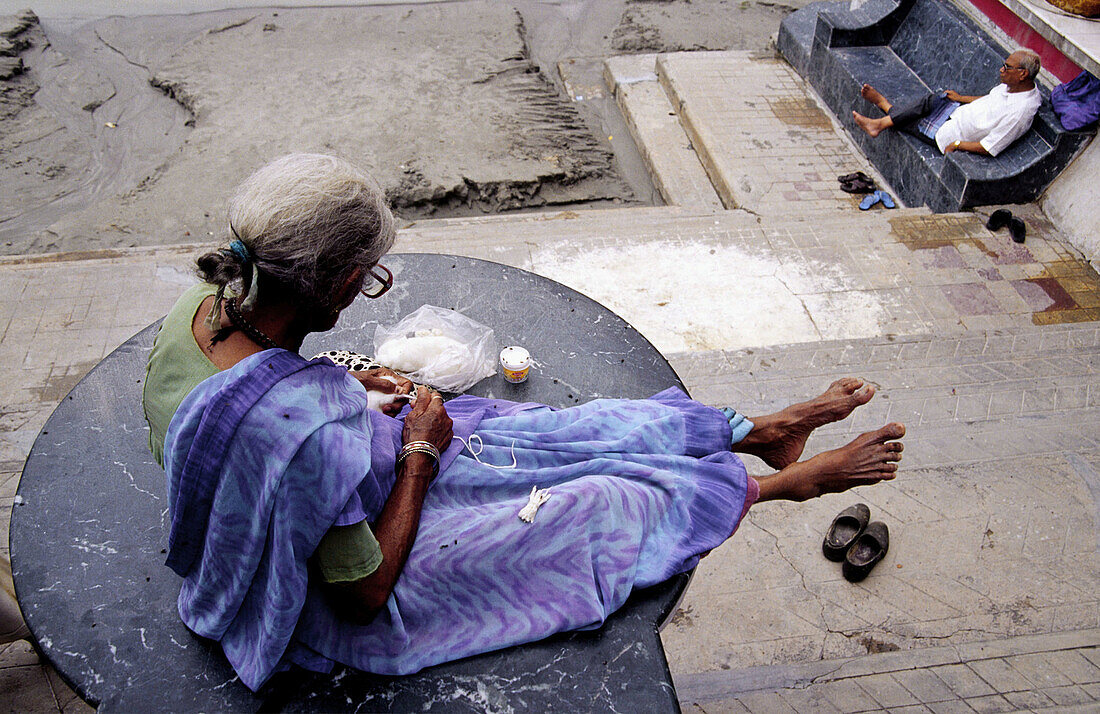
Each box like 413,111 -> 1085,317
944,139 -> 990,156
944,90 -> 982,104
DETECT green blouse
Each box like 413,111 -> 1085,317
142,283 -> 382,583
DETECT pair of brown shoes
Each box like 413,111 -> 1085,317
838,171 -> 876,194
822,503 -> 889,582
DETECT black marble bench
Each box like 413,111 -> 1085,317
12,254 -> 689,712
778,0 -> 1094,212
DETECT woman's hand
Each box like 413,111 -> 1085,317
402,385 -> 453,455
350,368 -> 414,416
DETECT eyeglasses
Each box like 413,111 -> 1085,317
360,263 -> 393,299
1001,62 -> 1022,72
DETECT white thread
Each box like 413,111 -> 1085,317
518,486 -> 552,523
456,434 -> 517,469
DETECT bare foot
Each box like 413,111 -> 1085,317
737,378 -> 876,470
860,83 -> 892,112
852,111 -> 888,138
759,423 -> 905,502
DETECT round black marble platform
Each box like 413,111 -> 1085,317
12,254 -> 689,712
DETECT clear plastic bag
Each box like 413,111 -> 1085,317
373,305 -> 497,393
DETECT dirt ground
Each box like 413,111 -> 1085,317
1,0 -> 809,255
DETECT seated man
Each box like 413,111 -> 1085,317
852,49 -> 1042,157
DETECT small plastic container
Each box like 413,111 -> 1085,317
500,346 -> 531,383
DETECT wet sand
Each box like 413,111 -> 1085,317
1,0 -> 807,256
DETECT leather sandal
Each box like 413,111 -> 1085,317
838,171 -> 871,184
841,177 -> 877,194
985,209 -> 1012,231
822,503 -> 870,562
1008,217 -> 1026,244
842,520 -> 889,582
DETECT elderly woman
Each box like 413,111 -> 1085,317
144,154 -> 904,691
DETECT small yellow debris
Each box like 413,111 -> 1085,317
104,122 -> 117,128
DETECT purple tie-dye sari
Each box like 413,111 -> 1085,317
164,350 -> 753,691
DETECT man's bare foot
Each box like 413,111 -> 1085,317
852,111 -> 889,138
860,83 -> 892,112
738,378 -> 876,470
757,423 -> 905,502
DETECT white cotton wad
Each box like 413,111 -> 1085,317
364,374 -> 415,413
517,486 -> 552,523
373,305 -> 497,392
375,330 -> 468,374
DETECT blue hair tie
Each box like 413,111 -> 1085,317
229,238 -> 252,264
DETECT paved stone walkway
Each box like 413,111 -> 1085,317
656,50 -> 878,215
678,629 -> 1100,713
663,325 -> 1100,710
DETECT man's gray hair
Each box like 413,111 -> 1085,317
199,153 -> 395,312
1017,49 -> 1041,81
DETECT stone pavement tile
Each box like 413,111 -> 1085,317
891,706 -> 935,714
775,685 -> 845,713
815,678 -> 885,712
1080,681 -> 1100,699
967,658 -> 1035,693
962,694 -> 1015,713
928,701 -> 978,714
1002,688 -> 1057,709
930,665 -> 999,699
43,665 -> 91,714
683,697 -> 752,713
1040,649 -> 1100,684
0,640 -> 40,668
0,665 -> 58,714
1052,603 -> 1100,632
854,673 -> 922,708
733,690 -> 800,713
1043,684 -> 1096,706
892,668 -> 962,704
1073,646 -> 1100,668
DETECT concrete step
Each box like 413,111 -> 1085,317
656,50 -> 892,216
603,54 -> 724,210
397,205 -> 1099,357
674,628 -> 1100,712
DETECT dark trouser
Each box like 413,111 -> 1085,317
887,92 -> 952,146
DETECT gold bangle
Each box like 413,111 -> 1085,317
953,140 -> 962,149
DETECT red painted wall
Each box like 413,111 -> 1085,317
966,0 -> 1084,83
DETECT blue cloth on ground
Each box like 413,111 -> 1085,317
1052,71 -> 1100,131
164,350 -> 751,690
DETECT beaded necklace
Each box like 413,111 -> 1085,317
223,298 -> 281,351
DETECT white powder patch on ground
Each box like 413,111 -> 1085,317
530,237 -> 891,353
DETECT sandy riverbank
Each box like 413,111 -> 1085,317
1,0 -> 805,256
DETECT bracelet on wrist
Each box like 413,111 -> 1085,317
397,440 -> 440,478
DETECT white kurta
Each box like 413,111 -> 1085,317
935,84 -> 1041,156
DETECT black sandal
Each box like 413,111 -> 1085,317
986,208 -> 1012,231
842,521 -> 889,582
822,503 -> 870,562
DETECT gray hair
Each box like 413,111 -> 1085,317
197,153 -> 395,313
1017,49 -> 1041,81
